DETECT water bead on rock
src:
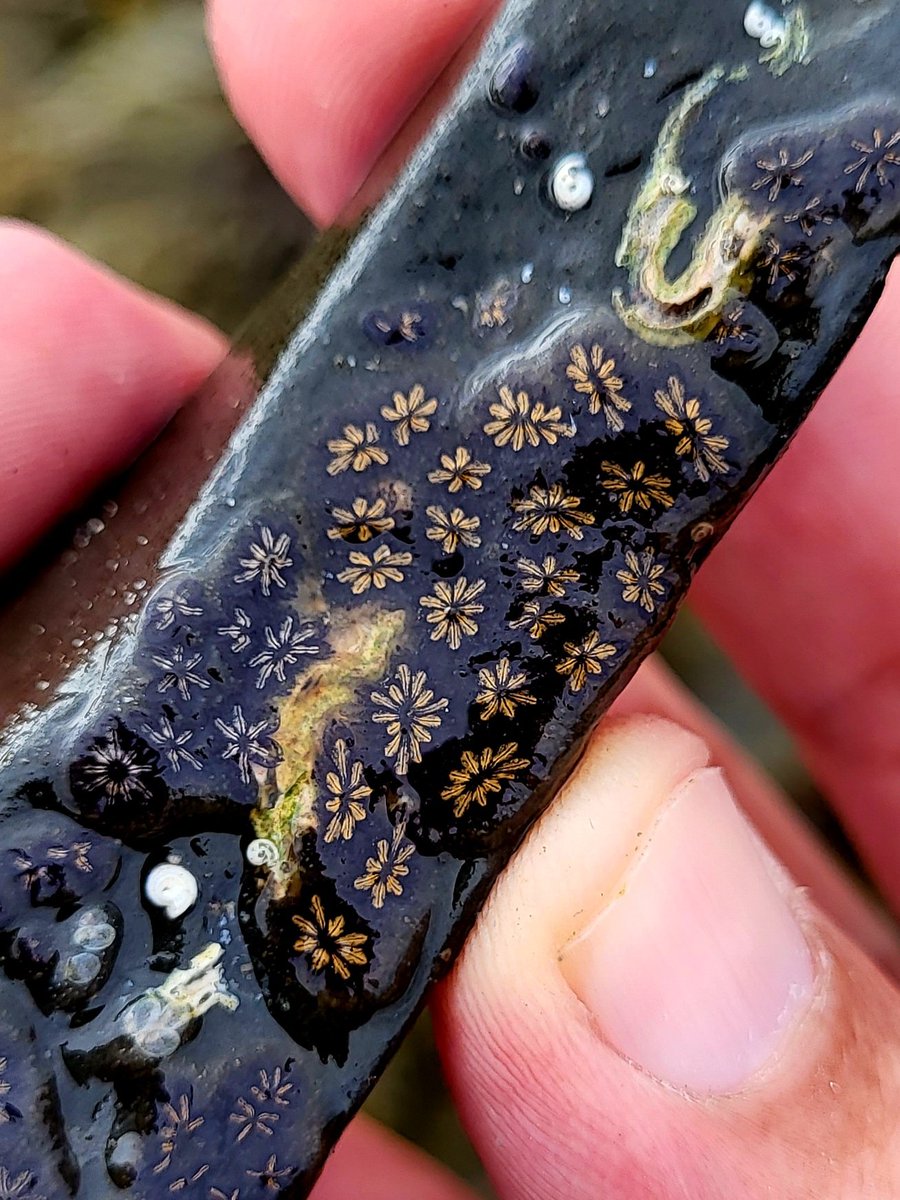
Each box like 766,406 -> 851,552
72,910 -> 118,952
489,42 -> 539,114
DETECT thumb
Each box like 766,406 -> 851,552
434,715 -> 900,1199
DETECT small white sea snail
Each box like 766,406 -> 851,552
246,837 -> 279,868
549,152 -> 595,212
743,1 -> 787,49
144,861 -> 199,920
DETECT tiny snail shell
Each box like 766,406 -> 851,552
144,862 -> 198,920
743,1 -> 786,49
549,153 -> 594,212
660,168 -> 689,196
246,838 -> 279,868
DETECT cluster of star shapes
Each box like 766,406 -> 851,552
296,336 -> 746,921
0,1168 -> 44,1200
748,128 -> 900,249
322,350 -> 728,640
108,120 -> 900,999
145,1078 -> 298,1197
313,121 -> 893,852
289,828 -> 413,982
292,895 -> 369,981
97,524 -> 321,793
83,329 -> 753,946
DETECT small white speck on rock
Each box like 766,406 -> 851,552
145,863 -> 199,921
743,1 -> 786,48
549,153 -> 595,212
246,838 -> 280,869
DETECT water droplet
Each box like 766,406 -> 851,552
74,916 -> 117,952
558,285 -> 572,304
108,1131 -> 143,1188
86,518 -> 105,536
643,58 -> 657,78
136,1023 -> 181,1059
63,952 -> 101,985
521,262 -> 535,284
520,130 -> 552,161
596,92 -> 611,118
489,43 -> 539,114
36,680 -> 50,692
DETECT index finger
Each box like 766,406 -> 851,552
207,0 -> 498,228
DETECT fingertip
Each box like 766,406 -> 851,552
0,220 -> 226,566
434,714 -> 900,1198
0,219 -> 225,368
207,0 -> 496,226
314,1114 -> 477,1200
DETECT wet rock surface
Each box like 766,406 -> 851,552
0,0 -> 898,1194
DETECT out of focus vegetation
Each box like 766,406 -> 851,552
0,2 -> 844,1194
0,0 -> 310,330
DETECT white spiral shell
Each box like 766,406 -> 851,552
743,1 -> 786,49
549,153 -> 595,212
246,838 -> 280,868
144,862 -> 198,920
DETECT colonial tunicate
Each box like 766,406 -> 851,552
0,0 -> 896,1195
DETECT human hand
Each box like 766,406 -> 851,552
2,2 -> 898,1195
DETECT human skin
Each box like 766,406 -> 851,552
0,2 -> 897,1195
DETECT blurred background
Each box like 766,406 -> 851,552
0,1 -> 855,1192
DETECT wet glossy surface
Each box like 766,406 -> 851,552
0,0 -> 898,1195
